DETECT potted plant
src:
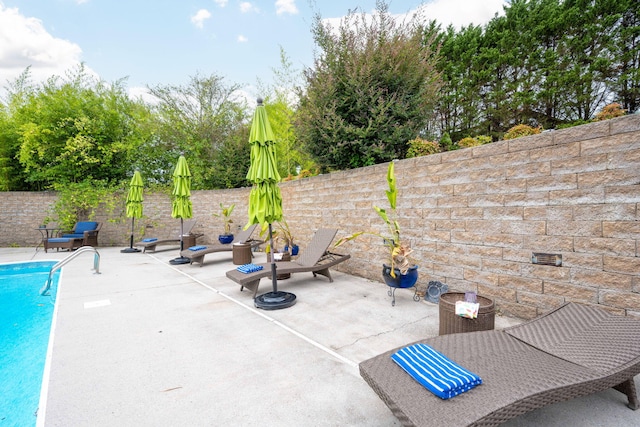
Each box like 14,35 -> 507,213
213,203 -> 235,244
276,218 -> 298,256
335,161 -> 417,288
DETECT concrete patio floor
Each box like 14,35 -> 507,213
2,246 -> 639,426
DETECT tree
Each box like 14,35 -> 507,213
258,47 -> 317,179
610,0 -> 640,113
1,65 -> 148,190
435,24 -> 486,142
146,73 -> 250,189
295,0 -> 442,171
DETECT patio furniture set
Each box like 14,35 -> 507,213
37,220 -> 640,426
40,221 -> 102,253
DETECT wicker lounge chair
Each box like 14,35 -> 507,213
359,302 -> 640,426
134,220 -> 200,253
179,224 -> 263,266
225,228 -> 350,297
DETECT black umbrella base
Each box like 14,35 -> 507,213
255,291 -> 297,310
169,256 -> 191,265
121,247 -> 141,253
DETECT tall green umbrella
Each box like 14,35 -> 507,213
247,98 -> 295,310
121,170 -> 144,253
169,155 -> 193,265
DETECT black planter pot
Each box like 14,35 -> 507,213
382,264 -> 420,306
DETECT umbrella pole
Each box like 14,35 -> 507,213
180,218 -> 184,251
129,217 -> 135,249
255,223 -> 296,310
170,218 -> 190,264
121,217 -> 141,253
269,223 -> 278,293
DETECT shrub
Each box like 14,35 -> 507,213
406,138 -> 441,158
455,137 -> 475,148
503,124 -> 542,140
593,103 -> 626,121
475,135 -> 492,145
440,132 -> 455,151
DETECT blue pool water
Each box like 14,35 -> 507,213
0,261 -> 60,426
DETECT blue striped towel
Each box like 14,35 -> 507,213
188,245 -> 207,251
142,238 -> 158,242
236,263 -> 264,274
391,343 -> 482,399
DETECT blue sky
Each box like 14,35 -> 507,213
0,0 -> 507,101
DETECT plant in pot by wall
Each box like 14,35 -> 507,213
335,162 -> 418,297
213,203 -> 235,244
276,218 -> 298,255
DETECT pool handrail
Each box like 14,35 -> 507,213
40,246 -> 101,296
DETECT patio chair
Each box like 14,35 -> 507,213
59,221 -> 102,247
179,224 -> 263,267
225,228 -> 350,297
359,302 -> 640,427
134,219 -> 200,253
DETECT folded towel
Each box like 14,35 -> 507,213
391,343 -> 482,399
455,300 -> 480,319
236,263 -> 264,274
142,238 -> 158,242
188,245 -> 207,251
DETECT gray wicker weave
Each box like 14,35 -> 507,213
359,302 -> 640,426
225,228 -> 350,297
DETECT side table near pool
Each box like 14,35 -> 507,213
438,292 -> 496,335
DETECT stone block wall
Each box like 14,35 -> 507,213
1,115 -> 639,318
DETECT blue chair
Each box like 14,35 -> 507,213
60,221 -> 102,247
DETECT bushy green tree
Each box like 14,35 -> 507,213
295,0 -> 442,171
258,48 -> 317,179
1,65 -> 147,190
146,73 -> 250,189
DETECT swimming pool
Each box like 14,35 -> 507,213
0,261 -> 60,427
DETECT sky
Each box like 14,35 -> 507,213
0,0 -> 507,102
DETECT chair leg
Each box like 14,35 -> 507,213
240,280 -> 261,298
614,378 -> 640,410
312,268 -> 333,282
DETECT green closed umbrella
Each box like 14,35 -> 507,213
247,98 -> 295,310
169,155 -> 193,265
122,171 -> 143,253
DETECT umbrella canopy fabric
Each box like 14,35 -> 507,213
125,171 -> 144,218
246,102 -> 283,226
246,98 -> 294,310
171,155 -> 192,219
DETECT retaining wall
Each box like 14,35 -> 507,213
1,115 -> 639,318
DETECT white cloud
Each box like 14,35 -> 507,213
275,0 -> 298,15
239,2 -> 259,13
416,0 -> 506,29
128,86 -> 160,104
0,5 -> 86,91
237,35 -> 248,43
213,0 -> 228,7
322,0 -> 506,34
190,9 -> 211,29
